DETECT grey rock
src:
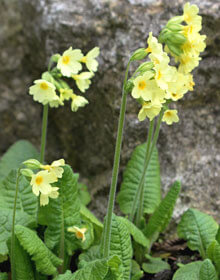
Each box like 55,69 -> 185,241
0,0 -> 220,223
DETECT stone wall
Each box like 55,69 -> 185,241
0,0 -> 220,222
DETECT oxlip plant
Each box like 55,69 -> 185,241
0,2 -> 215,280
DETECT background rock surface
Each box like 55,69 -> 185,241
0,0 -> 220,223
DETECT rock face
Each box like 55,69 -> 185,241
1,0 -> 220,222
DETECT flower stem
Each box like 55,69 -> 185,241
102,60 -> 131,258
40,104 -> 49,163
135,109 -> 164,225
11,168 -> 21,280
129,120 -> 155,223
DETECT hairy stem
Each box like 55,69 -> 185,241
40,104 -> 49,163
11,168 -> 21,280
102,60 -> 131,258
129,120 -> 154,222
135,109 -> 164,226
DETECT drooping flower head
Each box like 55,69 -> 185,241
68,226 -> 87,242
40,187 -> 59,206
162,109 -> 179,125
40,159 -> 65,179
80,47 -> 100,72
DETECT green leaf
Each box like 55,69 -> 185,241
109,214 -> 133,280
41,165 -> 81,255
173,261 -> 203,280
117,144 -> 161,215
12,236 -> 35,280
0,254 -> 7,263
0,273 -> 8,280
54,270 -> 74,280
206,240 -> 220,274
199,259 -> 218,280
216,227 -> 220,244
0,208 -> 35,258
78,245 -> 101,268
78,183 -> 91,206
0,140 -> 39,180
131,260 -> 143,280
15,225 -> 62,275
178,209 -> 218,259
117,217 -> 149,248
142,255 -> 170,274
103,255 -> 123,280
80,205 -> 103,230
145,181 -> 181,244
0,170 -> 38,218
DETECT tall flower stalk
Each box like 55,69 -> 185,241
102,60 -> 131,258
40,104 -> 49,163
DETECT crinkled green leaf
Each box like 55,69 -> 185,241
199,259 -> 218,280
109,214 -> 133,280
0,273 -> 8,280
117,145 -> 161,215
12,236 -> 35,280
0,170 -> 38,218
0,208 -> 35,258
206,240 -> 220,274
117,217 -> 149,248
78,245 -> 101,268
54,270 -> 74,280
80,205 -> 103,229
173,261 -> 203,280
0,140 -> 39,180
216,227 -> 220,244
142,255 -> 170,274
15,225 -> 62,275
104,256 -> 123,280
145,181 -> 181,244
78,183 -> 91,206
178,209 -> 218,259
40,165 -> 81,255
131,260 -> 143,280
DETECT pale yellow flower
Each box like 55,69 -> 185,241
40,187 -> 59,206
178,53 -> 200,74
72,72 -> 94,93
138,102 -> 162,121
71,94 -> 88,112
29,79 -> 57,105
41,159 -> 65,179
166,72 -> 189,101
68,226 -> 87,242
154,62 -> 177,91
185,73 -> 195,91
60,88 -> 74,101
30,170 -> 57,196
131,71 -> 154,100
57,47 -> 83,77
183,2 -> 202,31
181,32 -> 206,57
80,47 -> 100,72
162,109 -> 179,125
49,95 -> 64,108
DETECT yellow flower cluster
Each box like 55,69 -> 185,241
29,47 -> 100,112
130,2 -> 205,125
22,159 -> 65,206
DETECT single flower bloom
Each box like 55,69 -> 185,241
131,71 -> 154,100
41,159 -> 65,179
29,79 -> 57,105
185,73 -> 195,91
60,88 -> 74,101
72,72 -> 94,93
80,47 -> 100,72
57,47 -> 83,77
183,2 -> 202,30
40,187 -> 59,206
166,72 -> 189,101
30,170 -> 58,196
68,226 -> 87,242
138,102 -> 162,121
181,32 -> 206,57
49,95 -> 64,108
71,94 -> 88,112
154,63 -> 177,91
162,109 -> 179,125
178,53 -> 200,74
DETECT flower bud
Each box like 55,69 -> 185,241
166,23 -> 183,32
167,33 -> 187,45
136,62 -> 154,74
167,16 -> 183,25
51,53 -> 61,63
130,48 -> 148,61
22,159 -> 41,169
166,43 -> 183,56
41,71 -> 55,83
124,79 -> 134,94
20,168 -> 34,178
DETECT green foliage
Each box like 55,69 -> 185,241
199,259 -> 218,280
78,183 -> 91,206
117,217 -> 149,248
0,140 -> 39,180
206,240 -> 220,274
178,209 -> 218,259
145,181 -> 181,244
216,227 -> 220,244
15,225 -> 62,275
40,165 -> 81,255
0,273 -> 8,280
78,245 -> 101,268
54,270 -> 74,280
173,261 -> 203,280
0,170 -> 38,218
117,144 -> 161,215
142,254 -> 170,274
130,260 -> 143,280
12,236 -> 35,280
109,214 -> 133,280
